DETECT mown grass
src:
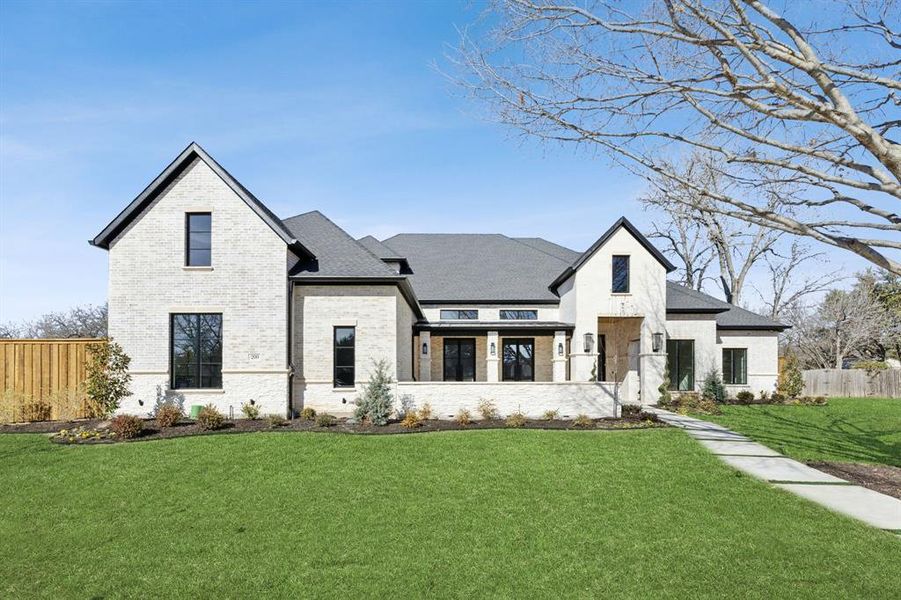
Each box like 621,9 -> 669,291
1,429 -> 898,599
699,397 -> 901,467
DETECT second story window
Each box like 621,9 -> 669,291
440,309 -> 478,320
186,213 -> 212,266
500,310 -> 538,320
612,255 -> 630,293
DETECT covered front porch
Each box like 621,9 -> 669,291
413,322 -> 573,383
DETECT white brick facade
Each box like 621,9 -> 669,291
108,157 -> 290,416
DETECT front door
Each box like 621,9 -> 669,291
443,338 -> 476,381
502,338 -> 534,381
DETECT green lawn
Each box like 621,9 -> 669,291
697,398 -> 901,467
1,430 -> 899,599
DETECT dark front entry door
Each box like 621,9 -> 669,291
502,338 -> 534,381
444,338 -> 476,381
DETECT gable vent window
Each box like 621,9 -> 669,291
440,310 -> 478,320
186,213 -> 212,266
612,255 -> 630,293
500,310 -> 538,320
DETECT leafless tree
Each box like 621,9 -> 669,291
0,304 -> 108,339
455,0 -> 901,274
754,240 -> 845,319
787,276 -> 889,368
641,153 -> 783,304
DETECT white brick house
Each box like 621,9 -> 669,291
91,143 -> 786,418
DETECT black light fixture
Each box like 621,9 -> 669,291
557,342 -> 564,356
583,332 -> 594,353
652,332 -> 663,353
422,342 -> 428,355
490,342 -> 496,356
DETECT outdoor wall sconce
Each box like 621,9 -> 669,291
490,342 -> 496,356
557,342 -> 564,356
652,332 -> 663,353
583,332 -> 594,353
422,342 -> 428,355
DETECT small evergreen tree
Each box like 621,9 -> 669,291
700,368 -> 726,404
354,359 -> 394,425
777,354 -> 805,399
658,362 -> 672,406
85,339 -> 132,417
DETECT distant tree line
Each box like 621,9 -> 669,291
0,304 -> 107,339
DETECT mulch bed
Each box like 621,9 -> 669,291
807,461 -> 901,501
2,413 -> 666,445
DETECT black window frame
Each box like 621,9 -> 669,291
333,326 -> 356,388
612,255 -> 630,293
666,339 -> 695,391
170,313 -> 222,390
443,338 -> 477,382
499,310 -> 538,320
439,309 -> 478,320
502,338 -> 535,382
185,212 -> 212,267
722,348 -> 748,385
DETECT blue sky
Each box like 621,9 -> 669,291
0,0 -> 866,323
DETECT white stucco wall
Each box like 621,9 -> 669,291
717,330 -> 779,396
557,227 -> 668,401
421,304 -> 560,322
396,382 -> 618,419
107,157 -> 290,417
292,284 -> 411,415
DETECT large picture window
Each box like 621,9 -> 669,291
502,338 -> 534,381
666,339 -> 695,391
612,255 -> 630,293
334,327 -> 356,387
723,348 -> 748,385
171,313 -> 222,389
443,339 -> 476,381
186,213 -> 212,266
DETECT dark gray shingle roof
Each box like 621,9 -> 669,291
381,233 -> 570,303
357,235 -> 405,261
284,211 -> 400,278
666,282 -> 786,329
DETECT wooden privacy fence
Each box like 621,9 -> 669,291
0,339 -> 105,423
802,368 -> 901,398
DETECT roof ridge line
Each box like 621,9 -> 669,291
505,235 -> 573,266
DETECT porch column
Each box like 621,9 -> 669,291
486,330 -> 499,382
553,330 -> 567,382
419,331 -> 431,381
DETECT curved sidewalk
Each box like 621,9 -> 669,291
647,408 -> 901,532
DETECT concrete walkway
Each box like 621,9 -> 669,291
648,408 -> 901,532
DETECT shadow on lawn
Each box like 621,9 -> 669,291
715,407 -> 900,467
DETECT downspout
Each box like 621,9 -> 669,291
286,279 -> 294,419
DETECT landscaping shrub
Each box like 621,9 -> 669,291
266,414 -> 287,428
572,414 -> 593,428
771,392 -> 787,404
700,369 -> 726,404
621,404 -> 642,417
315,413 -> 337,427
155,403 -> 182,428
109,414 -> 143,439
854,360 -> 888,375
796,395 -> 828,406
455,408 -> 472,426
400,411 -> 422,429
418,403 -> 433,421
300,407 -> 317,421
758,390 -> 770,401
196,404 -> 226,431
658,363 -> 673,407
397,394 -> 415,419
735,390 -> 755,404
505,411 -> 527,428
85,340 -> 132,417
354,359 -> 394,426
777,354 -> 804,400
477,399 -> 499,420
675,392 -> 721,415
240,401 -> 260,420
542,409 -> 560,421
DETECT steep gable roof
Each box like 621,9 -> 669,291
90,142 -> 311,258
548,216 -> 676,294
357,235 -> 406,261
